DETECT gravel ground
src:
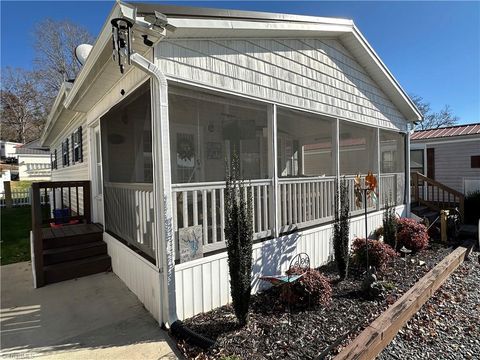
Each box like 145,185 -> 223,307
378,250 -> 480,360
173,245 -> 452,359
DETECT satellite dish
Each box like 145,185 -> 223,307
75,44 -> 93,66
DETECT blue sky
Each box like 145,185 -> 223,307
1,1 -> 479,123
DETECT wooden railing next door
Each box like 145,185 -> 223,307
411,172 -> 464,221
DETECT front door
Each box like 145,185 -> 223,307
92,124 -> 104,225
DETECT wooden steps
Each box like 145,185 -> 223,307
40,223 -> 111,285
44,255 -> 111,284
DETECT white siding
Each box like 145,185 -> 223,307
104,232 -> 162,322
157,38 -> 408,131
18,154 -> 51,181
428,140 -> 480,194
50,115 -> 89,182
175,205 -> 406,320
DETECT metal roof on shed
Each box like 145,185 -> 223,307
411,123 -> 480,140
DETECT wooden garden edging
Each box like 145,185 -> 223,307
334,242 -> 473,360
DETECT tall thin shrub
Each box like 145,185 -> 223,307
333,177 -> 350,279
383,197 -> 397,249
224,153 -> 253,326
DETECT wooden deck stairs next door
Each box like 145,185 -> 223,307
410,172 -> 465,223
31,181 -> 111,287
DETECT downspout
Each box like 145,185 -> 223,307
130,52 -> 178,327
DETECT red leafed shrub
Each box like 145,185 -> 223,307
351,238 -> 398,271
396,217 -> 429,252
281,267 -> 332,306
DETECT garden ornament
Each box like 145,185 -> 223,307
362,266 -> 383,299
400,246 -> 412,277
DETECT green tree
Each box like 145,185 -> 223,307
224,153 -> 253,326
333,177 -> 350,279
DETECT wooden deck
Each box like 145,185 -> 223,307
41,223 -> 103,240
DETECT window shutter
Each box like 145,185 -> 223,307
79,126 -> 83,162
71,133 -> 75,165
50,153 -> 53,169
54,149 -> 57,169
62,141 -> 65,167
66,138 -> 70,166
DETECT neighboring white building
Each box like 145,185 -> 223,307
38,3 -> 421,325
411,123 -> 480,195
16,140 -> 51,181
0,140 -> 22,160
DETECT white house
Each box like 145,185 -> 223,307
16,140 -> 51,181
0,140 -> 22,160
37,2 -> 421,326
411,123 -> 480,195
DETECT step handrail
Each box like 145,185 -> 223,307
411,172 -> 464,221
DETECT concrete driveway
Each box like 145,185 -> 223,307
1,262 -> 180,359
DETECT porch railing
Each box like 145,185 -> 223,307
411,172 -> 464,221
379,172 -> 404,207
103,182 -> 155,259
278,176 -> 336,233
172,179 -> 272,254
31,181 -> 91,287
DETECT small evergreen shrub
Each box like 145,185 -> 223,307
396,217 -> 429,252
383,198 -> 397,249
281,267 -> 332,306
352,238 -> 398,271
465,190 -> 480,225
224,153 -> 253,326
333,177 -> 350,279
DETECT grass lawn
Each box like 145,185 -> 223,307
1,206 -> 32,265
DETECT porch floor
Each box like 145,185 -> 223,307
0,261 -> 179,359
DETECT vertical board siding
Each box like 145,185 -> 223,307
105,233 -> 162,322
157,39 -> 407,131
175,205 -> 406,320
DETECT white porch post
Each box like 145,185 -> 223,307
405,127 -> 412,216
375,128 -> 381,210
130,53 -> 178,326
268,104 -> 279,238
334,119 -> 340,206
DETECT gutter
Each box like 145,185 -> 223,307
130,52 -> 178,327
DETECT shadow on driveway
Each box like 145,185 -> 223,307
1,262 -> 180,359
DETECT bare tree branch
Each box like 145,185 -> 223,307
411,94 -> 459,130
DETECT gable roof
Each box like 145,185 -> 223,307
411,123 -> 480,141
42,2 -> 422,145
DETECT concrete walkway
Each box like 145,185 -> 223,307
1,262 -> 180,359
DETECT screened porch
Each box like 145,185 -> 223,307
99,81 -> 406,264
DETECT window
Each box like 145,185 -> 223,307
277,107 -> 334,177
62,139 -> 69,167
471,155 -> 480,168
51,150 -> 57,170
71,127 -> 83,164
410,149 -> 424,174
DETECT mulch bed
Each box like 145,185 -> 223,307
173,244 -> 452,360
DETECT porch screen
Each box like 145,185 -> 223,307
339,121 -> 376,175
277,108 -> 335,177
100,81 -> 155,262
168,86 -> 268,183
380,130 -> 406,205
